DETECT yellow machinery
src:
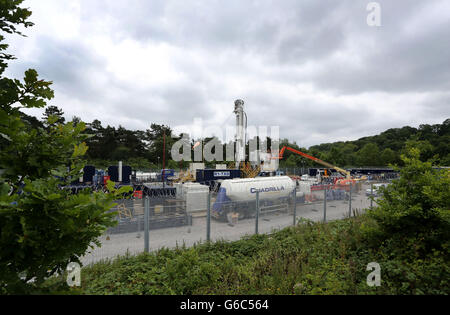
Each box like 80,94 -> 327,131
117,202 -> 132,220
240,161 -> 260,178
174,170 -> 195,183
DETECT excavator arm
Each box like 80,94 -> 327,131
273,146 -> 351,179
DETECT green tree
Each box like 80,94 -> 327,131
145,123 -> 178,166
367,147 -> 450,255
360,146 -> 450,293
284,154 -> 297,168
0,1 -> 130,293
167,159 -> 180,169
42,105 -> 65,125
406,138 -> 434,161
380,148 -> 397,166
346,145 -> 358,166
70,115 -> 81,126
356,143 -> 380,166
327,146 -> 345,166
0,0 -> 33,74
126,157 -> 152,170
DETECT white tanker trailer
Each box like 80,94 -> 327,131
212,176 -> 299,221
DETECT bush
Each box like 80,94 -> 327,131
48,211 -> 449,295
366,147 -> 450,257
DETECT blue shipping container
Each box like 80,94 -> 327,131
196,169 -> 241,182
159,169 -> 175,181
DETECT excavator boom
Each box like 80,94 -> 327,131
274,146 -> 351,179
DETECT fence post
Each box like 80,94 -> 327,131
323,187 -> 327,223
255,191 -> 260,235
370,183 -> 373,209
206,191 -> 211,242
349,182 -> 352,217
293,187 -> 297,226
144,196 -> 149,253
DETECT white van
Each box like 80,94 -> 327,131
366,183 -> 389,197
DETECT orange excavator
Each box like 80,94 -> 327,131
272,146 -> 352,180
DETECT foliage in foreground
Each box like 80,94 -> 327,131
366,147 -> 450,259
52,214 -> 447,295
0,1 -> 132,294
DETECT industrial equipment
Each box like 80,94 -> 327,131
174,182 -> 209,214
211,176 -> 297,221
159,169 -> 175,181
272,146 -> 352,180
108,163 -> 132,183
234,99 -> 247,169
240,162 -> 260,178
174,170 -> 195,183
233,99 -> 262,178
195,169 -> 241,182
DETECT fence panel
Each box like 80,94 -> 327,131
81,197 -> 144,265
295,184 -> 326,224
256,189 -> 296,234
80,178 -> 392,265
210,191 -> 258,243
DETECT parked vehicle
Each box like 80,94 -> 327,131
366,183 -> 389,197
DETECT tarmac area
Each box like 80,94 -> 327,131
81,186 -> 376,265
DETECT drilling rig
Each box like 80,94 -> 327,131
233,99 -> 260,178
234,99 -> 246,169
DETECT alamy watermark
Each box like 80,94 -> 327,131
367,2 -> 381,27
170,118 -> 281,166
366,262 -> 381,287
66,262 -> 81,287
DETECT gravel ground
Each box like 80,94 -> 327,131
81,187 -> 375,265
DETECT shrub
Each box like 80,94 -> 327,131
366,147 -> 450,257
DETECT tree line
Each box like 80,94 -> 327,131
38,106 -> 450,170
305,120 -> 450,168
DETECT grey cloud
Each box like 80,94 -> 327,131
240,90 -> 373,147
23,36 -> 108,102
6,34 -> 213,130
310,1 -> 450,94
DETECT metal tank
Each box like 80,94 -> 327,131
220,176 -> 295,201
212,176 -> 296,220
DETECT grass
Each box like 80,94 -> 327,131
48,213 -> 448,295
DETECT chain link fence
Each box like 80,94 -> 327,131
81,180 -> 389,265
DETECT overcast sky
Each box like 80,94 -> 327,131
5,0 -> 450,148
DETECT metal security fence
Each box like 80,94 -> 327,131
107,198 -> 190,235
81,181 -> 380,265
